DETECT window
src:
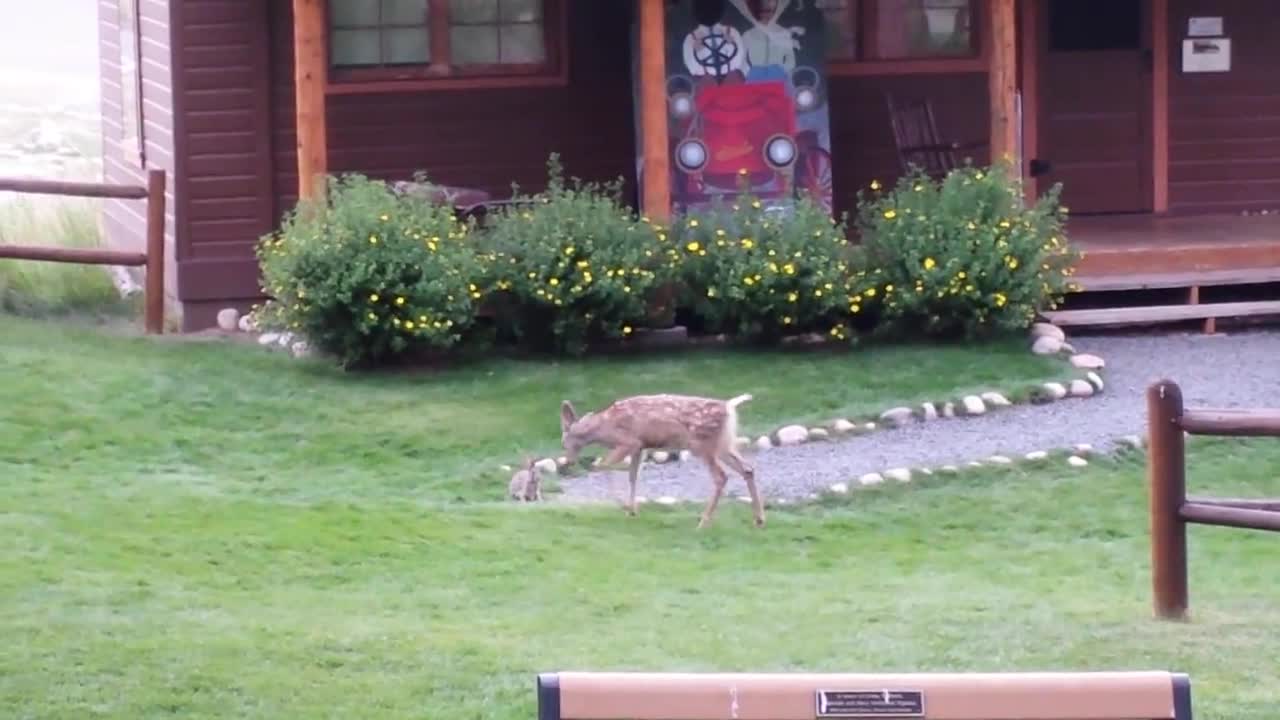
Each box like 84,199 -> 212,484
327,0 -> 562,87
118,0 -> 145,164
763,0 -> 977,65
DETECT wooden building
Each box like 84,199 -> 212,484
97,0 -> 1280,332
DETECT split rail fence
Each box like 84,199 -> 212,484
1147,379 -> 1280,620
0,170 -> 167,333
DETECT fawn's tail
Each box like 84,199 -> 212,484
726,394 -> 753,410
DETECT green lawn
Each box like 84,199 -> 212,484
1,315 -> 1065,502
4,317 -> 1276,720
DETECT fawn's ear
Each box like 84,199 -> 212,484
560,400 -> 578,433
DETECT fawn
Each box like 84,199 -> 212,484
558,393 -> 763,529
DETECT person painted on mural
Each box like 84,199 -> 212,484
731,0 -> 807,84
682,0 -> 749,85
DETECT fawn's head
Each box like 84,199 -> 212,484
559,400 -> 592,464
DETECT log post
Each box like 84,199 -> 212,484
144,168 -> 167,335
987,0 -> 1018,177
293,0 -> 328,202
1147,379 -> 1189,620
638,0 -> 671,221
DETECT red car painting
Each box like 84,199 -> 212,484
667,72 -> 833,210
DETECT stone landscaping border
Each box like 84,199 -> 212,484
505,320 -> 1115,498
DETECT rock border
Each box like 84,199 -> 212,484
508,320 -> 1110,491
548,431 -> 1164,511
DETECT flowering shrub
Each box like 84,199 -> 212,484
672,192 -> 867,343
476,156 -> 666,355
853,162 -> 1078,339
255,173 -> 482,368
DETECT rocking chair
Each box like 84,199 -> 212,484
884,93 -> 988,178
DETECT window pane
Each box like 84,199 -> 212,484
816,0 -> 857,59
451,25 -> 500,63
500,0 -> 541,23
383,27 -> 430,63
500,23 -> 545,63
331,28 -> 383,65
450,0 -> 499,24
381,0 -> 428,26
330,0 -> 379,27
869,0 -> 973,59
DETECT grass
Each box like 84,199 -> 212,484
1,315 -> 1067,502
0,196 -> 133,318
5,318 -> 1274,720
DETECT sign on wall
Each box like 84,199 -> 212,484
634,0 -> 835,216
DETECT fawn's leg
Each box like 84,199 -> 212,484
697,455 -> 730,529
720,449 -> 764,528
625,451 -> 643,516
598,445 -> 640,512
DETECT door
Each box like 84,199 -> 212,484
1036,0 -> 1152,214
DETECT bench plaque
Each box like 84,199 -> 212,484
815,689 -> 925,718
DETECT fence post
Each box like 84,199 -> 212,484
144,169 -> 167,334
1147,379 -> 1188,620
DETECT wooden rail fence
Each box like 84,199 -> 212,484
1147,379 -> 1280,620
0,170 -> 167,333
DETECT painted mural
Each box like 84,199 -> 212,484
636,0 -> 835,216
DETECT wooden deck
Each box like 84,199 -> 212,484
1070,213 -> 1280,280
1050,213 -> 1280,331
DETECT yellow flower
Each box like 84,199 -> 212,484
378,213 -> 389,221
957,271 -> 967,280
688,218 -> 699,228
782,316 -> 793,325
923,257 -> 936,270
787,292 -> 798,302
994,292 -> 1008,307
740,238 -> 754,249
883,209 -> 897,220
576,260 -> 590,269
1005,256 -> 1020,270
782,263 -> 796,275
686,241 -> 700,252
864,288 -> 876,297
369,293 -> 380,302
622,325 -> 633,335
395,296 -> 406,306
885,284 -> 894,292
368,234 -> 379,244
850,303 -> 861,313
549,278 -> 560,286
715,229 -> 726,237
707,287 -> 717,298
367,312 -> 377,320
751,200 -> 762,209
743,276 -> 755,286
404,320 -> 416,330
869,179 -> 881,190
563,246 -> 575,256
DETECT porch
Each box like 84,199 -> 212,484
1053,213 -> 1280,331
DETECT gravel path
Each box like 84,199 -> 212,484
557,329 -> 1280,503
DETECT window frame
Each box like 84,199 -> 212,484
823,0 -> 988,76
118,0 -> 146,165
323,0 -> 570,95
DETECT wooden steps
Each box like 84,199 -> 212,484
1071,267 -> 1280,293
1044,300 -> 1280,328
1056,267 -> 1280,332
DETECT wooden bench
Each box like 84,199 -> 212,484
537,671 -> 1193,720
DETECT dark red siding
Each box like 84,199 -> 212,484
98,0 -> 178,308
1168,0 -> 1280,213
170,0 -> 277,330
